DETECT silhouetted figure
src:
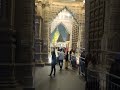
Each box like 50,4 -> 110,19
58,49 -> 64,70
55,47 -> 59,64
65,51 -> 69,69
80,51 -> 86,75
71,52 -> 77,68
70,49 -> 73,61
49,50 -> 56,77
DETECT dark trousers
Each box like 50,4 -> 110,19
50,64 -> 56,75
56,57 -> 59,64
59,60 -> 63,69
80,61 -> 85,74
65,60 -> 68,69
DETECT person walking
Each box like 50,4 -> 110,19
55,47 -> 59,64
49,50 -> 56,77
58,49 -> 64,70
80,51 -> 85,76
65,51 -> 69,69
70,49 -> 73,61
71,52 -> 77,68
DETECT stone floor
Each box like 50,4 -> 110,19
35,65 -> 85,90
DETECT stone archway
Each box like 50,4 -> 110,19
41,2 -> 85,62
49,7 -> 78,50
50,6 -> 79,24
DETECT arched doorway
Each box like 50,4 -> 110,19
48,7 -> 79,63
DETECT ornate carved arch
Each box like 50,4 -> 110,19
50,6 -> 79,24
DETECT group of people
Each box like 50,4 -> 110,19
49,48 -> 77,77
49,47 -> 96,78
49,48 -> 120,90
49,48 -> 65,77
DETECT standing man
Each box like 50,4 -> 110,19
80,51 -> 85,75
49,50 -> 56,77
58,49 -> 64,70
65,51 -> 69,69
55,47 -> 59,64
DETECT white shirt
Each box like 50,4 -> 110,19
55,49 -> 58,57
58,51 -> 64,60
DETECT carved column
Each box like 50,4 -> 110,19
15,0 -> 35,90
0,0 -> 21,90
40,4 -> 50,62
85,0 -> 90,52
72,21 -> 79,49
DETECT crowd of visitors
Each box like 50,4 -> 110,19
49,47 -> 78,77
49,47 -> 120,90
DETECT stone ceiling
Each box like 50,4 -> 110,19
51,0 -> 83,2
36,0 -> 84,3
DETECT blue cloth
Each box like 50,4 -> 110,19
52,54 -> 56,65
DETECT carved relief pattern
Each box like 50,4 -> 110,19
44,2 -> 84,49
89,0 -> 105,63
72,21 -> 79,49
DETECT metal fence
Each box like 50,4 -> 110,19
85,69 -> 120,90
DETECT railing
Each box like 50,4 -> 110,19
85,69 -> 120,90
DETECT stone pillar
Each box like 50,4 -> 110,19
85,0 -> 90,52
34,16 -> 43,62
15,0 -> 35,90
0,0 -> 21,90
72,21 -> 79,50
